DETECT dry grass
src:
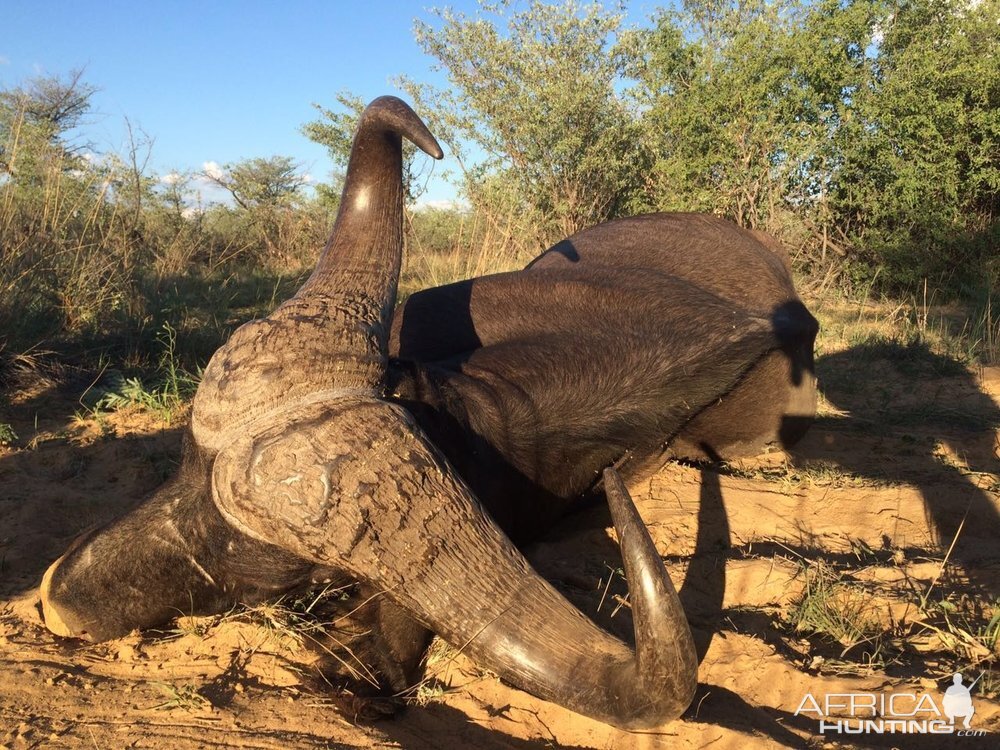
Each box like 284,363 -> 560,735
400,207 -> 538,298
148,681 -> 213,712
806,280 -> 999,366
786,560 -> 888,661
773,497 -> 1000,690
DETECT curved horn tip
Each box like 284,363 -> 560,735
363,95 -> 444,160
40,556 -> 77,638
603,466 -> 699,724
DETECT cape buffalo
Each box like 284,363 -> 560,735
40,96 -> 816,729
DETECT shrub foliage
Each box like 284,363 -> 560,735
1,0 -> 997,376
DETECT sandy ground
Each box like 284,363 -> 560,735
3,348 -> 1000,748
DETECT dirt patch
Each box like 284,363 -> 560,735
2,357 -> 1000,747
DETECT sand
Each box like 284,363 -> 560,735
2,356 -> 999,748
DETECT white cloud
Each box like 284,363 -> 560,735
202,160 -> 224,180
160,171 -> 183,186
302,172 -> 314,184
412,198 -> 468,212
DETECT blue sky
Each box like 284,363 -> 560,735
2,1 -> 661,204
1,1 -> 473,202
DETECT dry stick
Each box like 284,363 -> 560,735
77,360 -> 111,413
294,582 -> 416,688
856,267 -> 882,326
218,585 -> 383,688
283,585 -> 386,688
298,626 -> 381,688
919,504 -> 969,612
255,606 -> 379,689
597,564 -> 616,613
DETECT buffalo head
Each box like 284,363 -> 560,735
39,97 -> 698,730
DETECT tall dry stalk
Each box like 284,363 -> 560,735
401,206 -> 538,297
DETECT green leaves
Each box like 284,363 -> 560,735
424,0 -> 997,296
407,0 -> 648,242
831,0 -> 1000,290
204,156 -> 306,210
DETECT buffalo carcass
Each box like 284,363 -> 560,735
40,96 -> 816,730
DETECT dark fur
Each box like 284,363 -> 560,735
389,213 -> 818,539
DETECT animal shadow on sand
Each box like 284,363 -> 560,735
0,388 -> 185,602
796,341 -> 1000,581
527,339 -> 1000,747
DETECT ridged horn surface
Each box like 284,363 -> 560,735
191,96 -> 442,455
212,397 -> 698,729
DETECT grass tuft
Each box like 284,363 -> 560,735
148,681 -> 212,712
788,561 -> 884,654
80,323 -> 199,423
